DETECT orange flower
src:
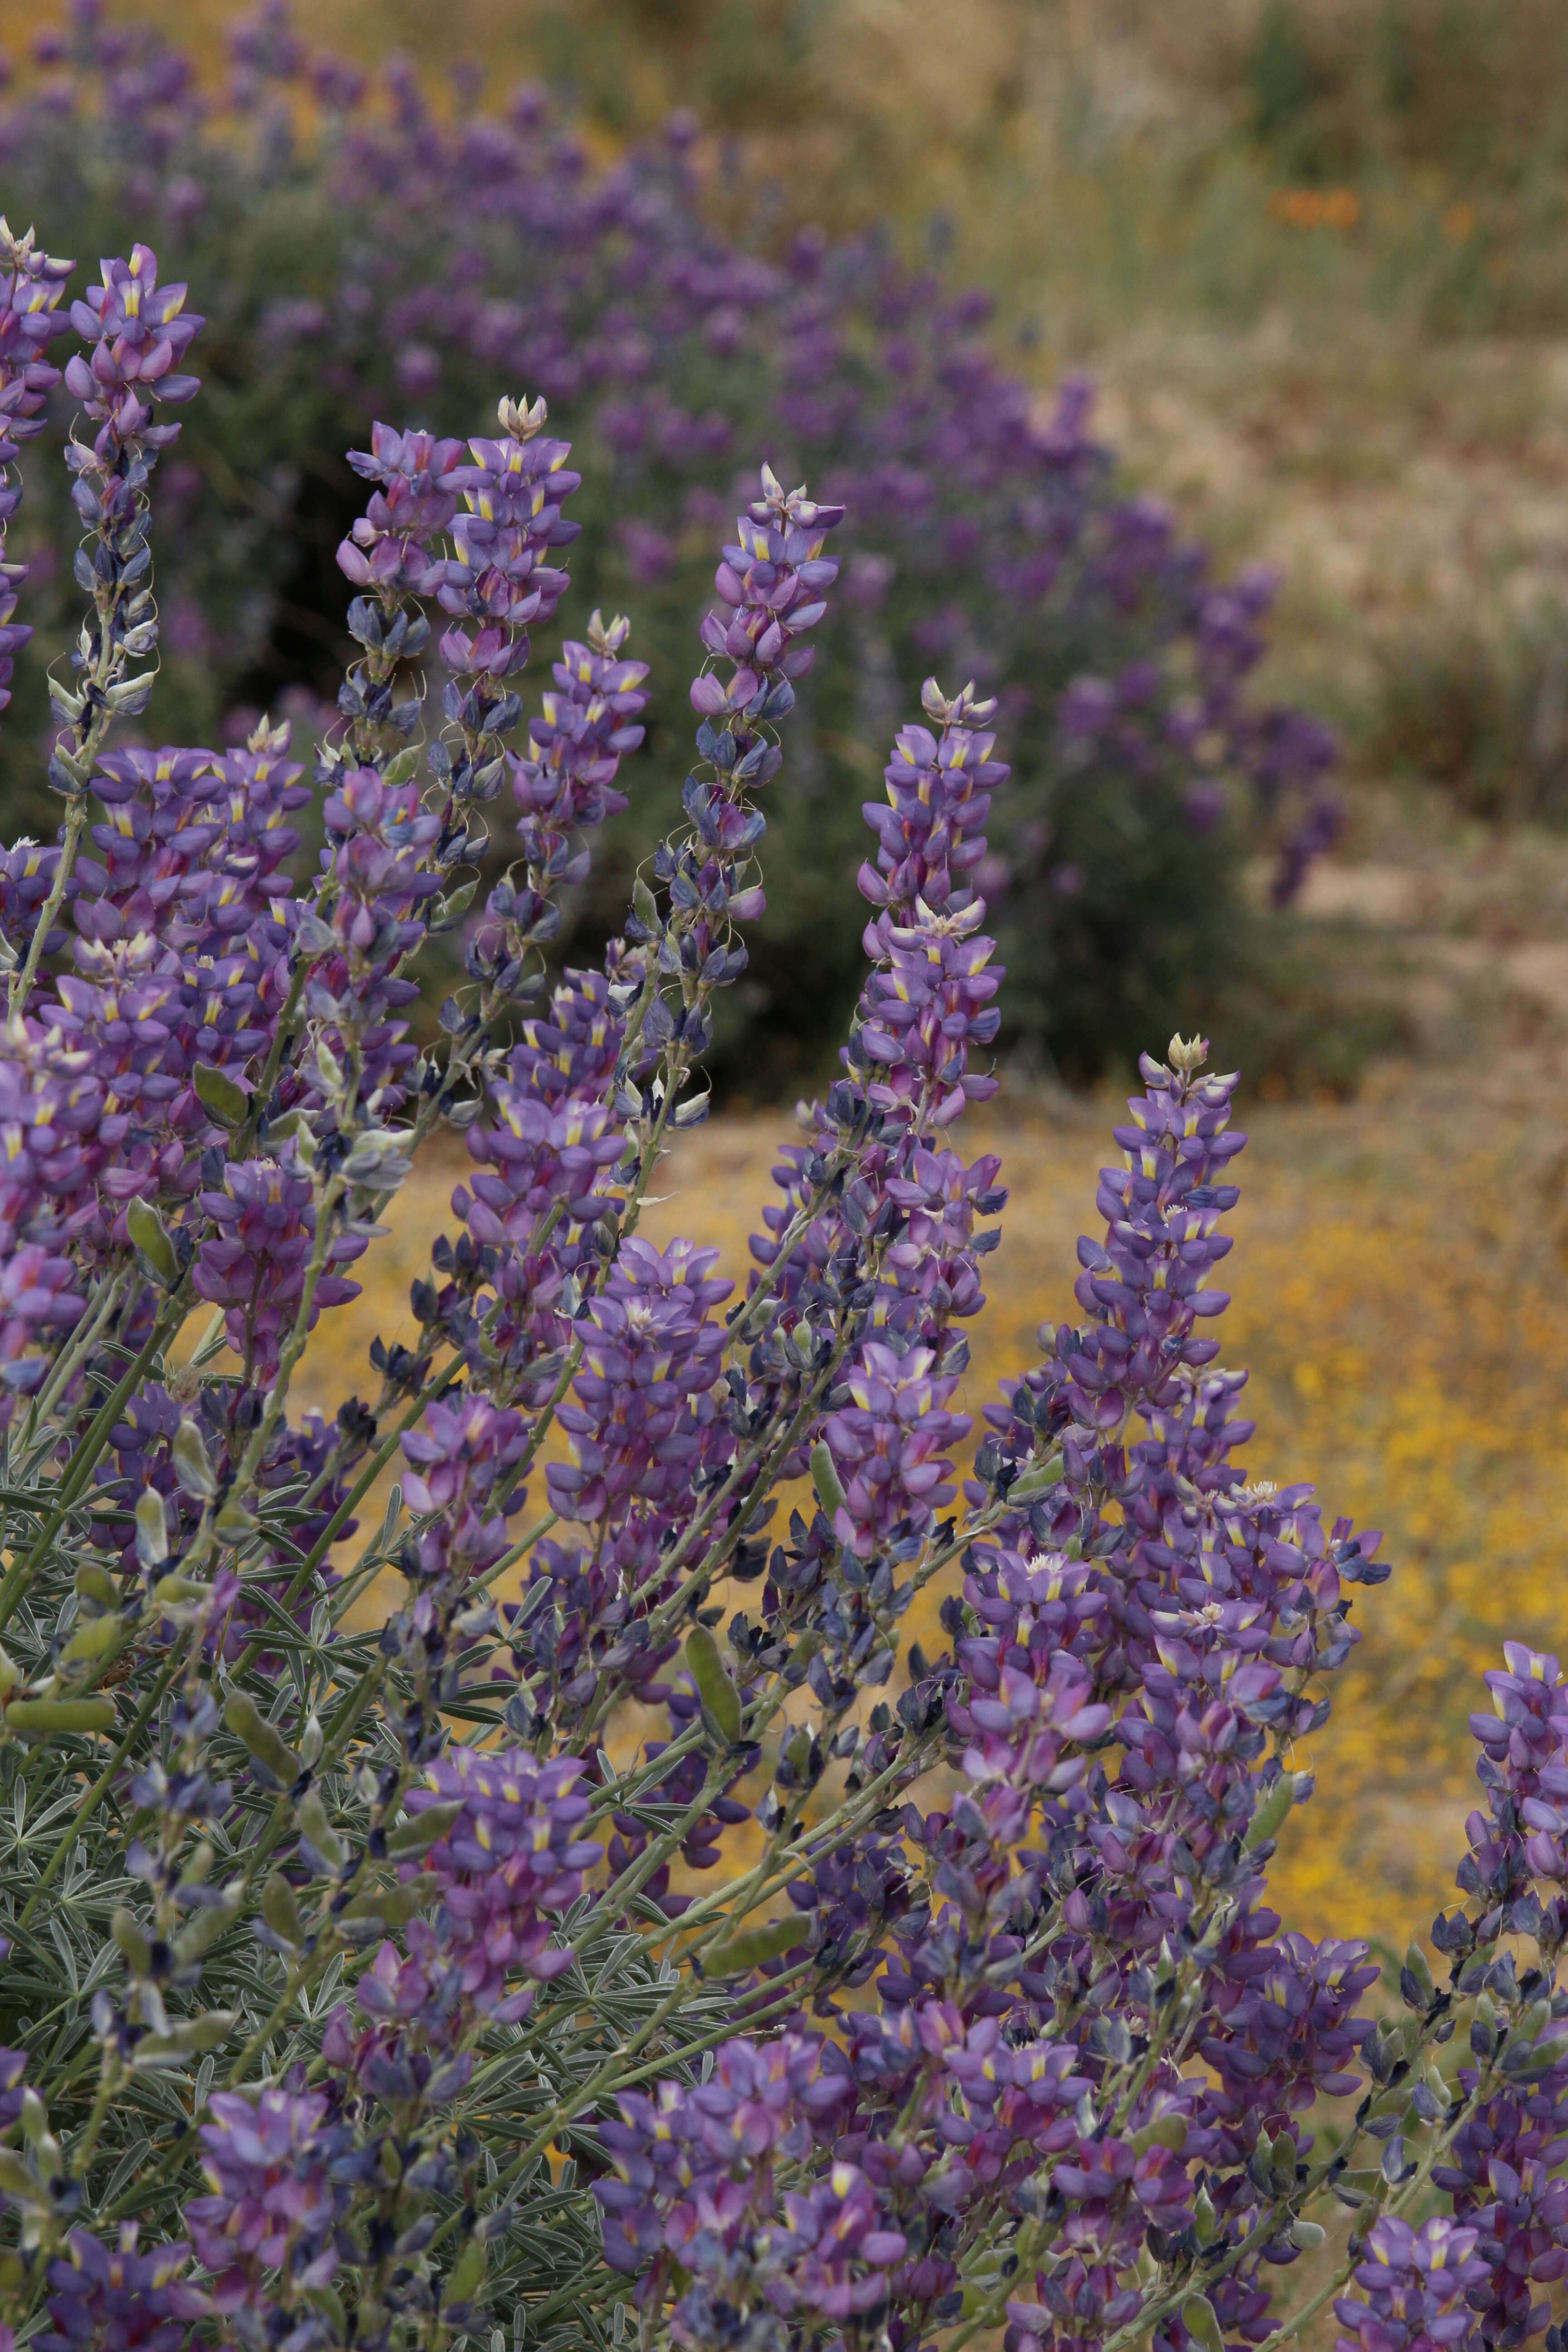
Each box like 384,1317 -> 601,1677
1269,186 -> 1360,231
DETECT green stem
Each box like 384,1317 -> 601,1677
0,1281 -> 192,1636
23,1266 -> 130,1437
16,1655 -> 182,1932
7,791 -> 87,1017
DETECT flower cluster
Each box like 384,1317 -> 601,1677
184,2089 -> 347,2319
193,1158 -> 365,1383
64,243 -> 201,495
0,192 -> 1543,2352
437,402 -> 580,690
0,218 -> 71,726
38,2223 -> 209,2352
398,1747 -> 599,2021
1334,2215 -> 1491,2352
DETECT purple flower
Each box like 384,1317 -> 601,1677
398,1745 -> 600,2018
184,2087 -> 346,2309
548,1237 -> 731,1527
1333,2215 -> 1490,2352
192,1157 -> 365,1382
436,398 -> 581,681
400,1392 -> 531,1582
336,420 -> 466,598
0,219 -> 73,725
821,1339 -> 969,1562
856,684 -> 1009,921
469,610 -> 651,991
0,1240 -> 84,1387
65,242 -> 202,450
691,463 -> 843,717
38,2224 -> 208,2352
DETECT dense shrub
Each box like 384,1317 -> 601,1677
0,2 -> 1341,1086
0,217 -> 1565,2352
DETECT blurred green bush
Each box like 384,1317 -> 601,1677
0,3 -> 1363,1094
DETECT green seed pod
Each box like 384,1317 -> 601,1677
1242,1772 -> 1296,1852
1009,1451 -> 1066,1499
0,2151 -> 41,2205
135,1486 -> 170,1568
685,1625 -> 741,1745
147,2010 -> 234,2054
446,2239 -> 487,2305
73,1562 -> 119,1609
703,1915 -> 808,1977
385,1799 -> 464,1857
1517,1996 -> 1552,2047
223,1692 -> 300,1785
1403,1939 -> 1436,2006
342,1875 -> 437,1926
1193,2185 -> 1219,2246
192,1063 -> 250,1129
7,1696 -> 116,1736
261,1873 -> 304,1948
304,2287 -> 350,2336
126,1198 -> 179,1287
172,1418 -> 216,1500
112,1907 -> 152,1975
809,1441 -> 846,1517
152,1573 -> 209,1605
1182,2294 -> 1224,2352
175,1896 -> 239,1962
297,1790 -> 345,1868
63,1612 -> 123,1664
1130,2112 -> 1188,2156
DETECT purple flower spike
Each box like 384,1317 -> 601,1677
0,219 -> 73,726
64,243 -> 203,492
548,1236 -> 732,1528
337,421 -> 466,598
400,1392 -> 531,1581
192,1157 -> 365,1381
822,1339 -> 969,1563
400,1745 -> 601,2018
436,396 -> 581,682
693,462 -> 843,715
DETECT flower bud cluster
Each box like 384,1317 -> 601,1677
469,612 -> 650,995
0,219 -> 72,726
